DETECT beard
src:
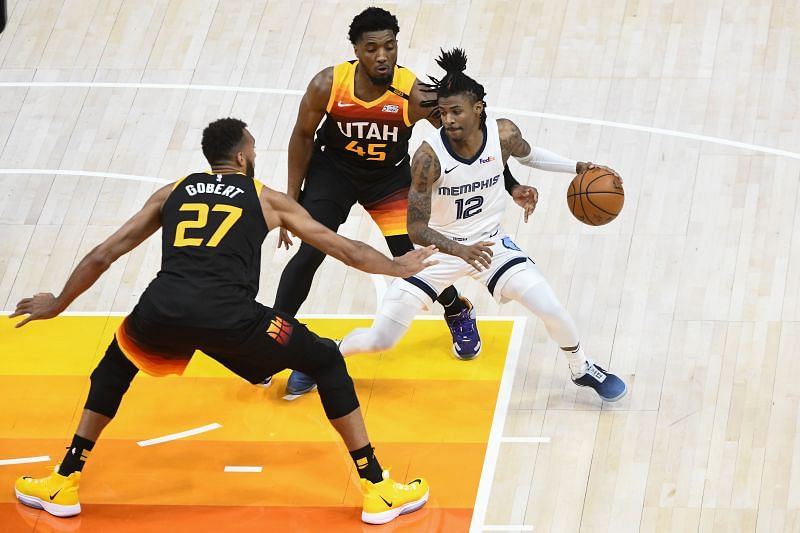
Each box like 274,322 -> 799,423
367,72 -> 393,86
245,159 -> 255,177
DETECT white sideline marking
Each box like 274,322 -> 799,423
137,423 -> 222,447
224,466 -> 263,473
469,316 -> 527,533
0,455 -> 51,466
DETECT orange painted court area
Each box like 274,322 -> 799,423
0,316 -> 514,532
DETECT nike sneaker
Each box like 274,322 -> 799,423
15,466 -> 81,517
285,370 -> 317,396
445,297 -> 481,360
361,470 -> 429,525
572,360 -> 627,402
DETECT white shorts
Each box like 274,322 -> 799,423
397,230 -> 543,306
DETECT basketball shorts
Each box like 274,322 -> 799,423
115,304 -> 336,384
302,147 -> 411,236
397,229 -> 543,305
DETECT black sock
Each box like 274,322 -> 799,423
437,286 -> 466,316
59,435 -> 95,476
349,443 -> 383,483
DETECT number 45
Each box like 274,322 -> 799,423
345,140 -> 386,161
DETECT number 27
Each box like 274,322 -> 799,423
174,203 -> 242,247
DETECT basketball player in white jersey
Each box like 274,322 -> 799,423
338,48 -> 627,402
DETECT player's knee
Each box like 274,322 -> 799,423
311,341 -> 359,419
85,339 -> 138,419
370,330 -> 401,352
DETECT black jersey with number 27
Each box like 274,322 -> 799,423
137,172 -> 269,329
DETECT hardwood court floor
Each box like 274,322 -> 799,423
2,1 -> 800,532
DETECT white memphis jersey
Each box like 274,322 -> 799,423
425,119 -> 507,244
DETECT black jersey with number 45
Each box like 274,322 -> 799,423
137,172 -> 269,329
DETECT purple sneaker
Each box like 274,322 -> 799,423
445,297 -> 481,360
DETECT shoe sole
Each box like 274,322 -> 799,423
573,382 -> 628,402
15,490 -> 81,517
361,489 -> 429,525
452,341 -> 481,360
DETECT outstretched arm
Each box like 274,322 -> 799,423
498,118 -> 582,171
279,67 -> 333,249
261,188 -> 436,278
11,184 -> 172,327
407,143 -> 493,271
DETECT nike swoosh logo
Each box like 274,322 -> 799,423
337,101 -> 356,107
379,495 -> 393,507
49,489 -> 61,500
444,165 -> 458,174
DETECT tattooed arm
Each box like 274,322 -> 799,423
407,142 -> 494,271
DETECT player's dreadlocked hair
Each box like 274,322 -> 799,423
201,117 -> 247,165
348,7 -> 399,44
425,48 -> 487,126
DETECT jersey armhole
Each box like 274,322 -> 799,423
325,64 -> 343,113
172,176 -> 189,190
253,178 -> 265,196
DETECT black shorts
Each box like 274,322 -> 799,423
302,147 -> 411,237
116,304 -> 336,384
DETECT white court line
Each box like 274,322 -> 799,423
0,455 -> 51,466
0,80 -> 797,160
224,466 -> 263,473
137,423 -> 221,447
0,168 -> 169,184
0,81 -> 304,96
482,526 -> 534,532
500,436 -> 550,444
469,316 -> 527,533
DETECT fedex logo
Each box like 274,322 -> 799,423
479,156 -> 495,164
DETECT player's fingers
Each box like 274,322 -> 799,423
15,315 -> 33,328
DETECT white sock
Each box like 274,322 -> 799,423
563,344 -> 588,376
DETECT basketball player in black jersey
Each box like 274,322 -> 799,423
11,118 -> 433,525
274,7 -> 538,394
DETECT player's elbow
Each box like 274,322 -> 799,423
85,245 -> 115,271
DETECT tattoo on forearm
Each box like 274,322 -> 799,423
407,148 -> 464,255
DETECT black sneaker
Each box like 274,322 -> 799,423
571,360 -> 627,402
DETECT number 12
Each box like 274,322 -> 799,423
455,196 -> 484,219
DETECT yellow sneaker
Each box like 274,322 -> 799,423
360,470 -> 429,525
15,466 -> 81,517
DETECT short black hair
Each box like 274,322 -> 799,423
201,117 -> 247,165
425,48 -> 488,125
348,7 -> 399,44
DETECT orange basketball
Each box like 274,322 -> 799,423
567,167 -> 624,226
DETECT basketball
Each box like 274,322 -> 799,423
567,167 -> 624,226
